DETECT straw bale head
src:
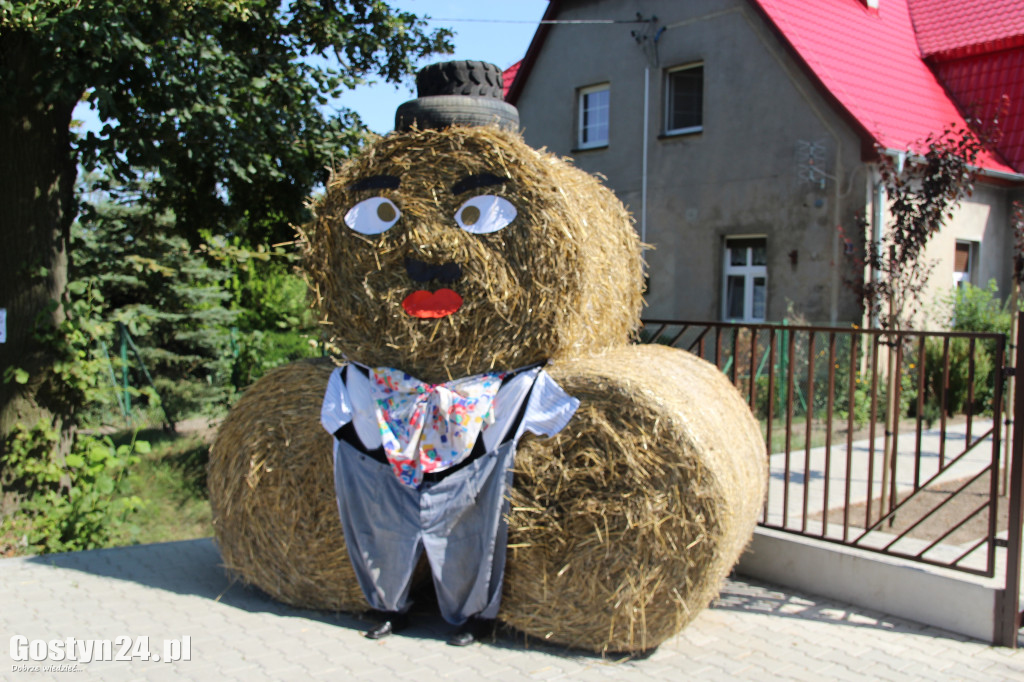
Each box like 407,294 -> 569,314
303,126 -> 643,383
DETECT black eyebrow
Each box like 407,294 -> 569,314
451,173 -> 507,195
348,174 -> 400,192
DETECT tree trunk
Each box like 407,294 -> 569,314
0,31 -> 79,486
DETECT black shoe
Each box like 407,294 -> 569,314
447,617 -> 493,647
447,627 -> 475,647
364,611 -> 408,640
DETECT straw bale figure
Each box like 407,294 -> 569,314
208,60 -> 766,654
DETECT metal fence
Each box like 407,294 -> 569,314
640,318 -> 1024,645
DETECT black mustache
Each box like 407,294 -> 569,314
405,257 -> 462,284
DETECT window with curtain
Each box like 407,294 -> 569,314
577,83 -> 609,149
723,237 -> 767,322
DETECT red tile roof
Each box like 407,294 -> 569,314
907,0 -> 1024,58
510,1 -> 1022,175
906,0 -> 1024,172
753,0 -> 1016,174
502,60 -> 521,100
932,48 -> 1024,174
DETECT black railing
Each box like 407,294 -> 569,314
640,318 -> 1024,645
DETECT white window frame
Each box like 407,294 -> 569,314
953,240 -> 977,289
664,63 -> 703,136
577,83 -> 609,149
722,237 -> 768,322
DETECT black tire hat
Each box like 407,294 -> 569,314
395,60 -> 520,132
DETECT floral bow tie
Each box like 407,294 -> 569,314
369,367 -> 505,488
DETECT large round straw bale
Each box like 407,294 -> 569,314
209,345 -> 766,654
302,125 -> 644,384
502,343 -> 767,653
208,358 -> 366,611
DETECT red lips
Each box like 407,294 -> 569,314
402,289 -> 463,318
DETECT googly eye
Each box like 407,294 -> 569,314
344,197 -> 401,235
454,195 -> 517,235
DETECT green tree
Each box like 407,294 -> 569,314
0,1 -> 451,452
72,183 -> 239,426
222,253 -> 321,391
855,121 -> 993,330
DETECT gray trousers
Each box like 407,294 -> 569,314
332,439 -> 516,625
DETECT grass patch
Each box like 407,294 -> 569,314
761,416 -> 923,454
106,426 -> 213,547
762,417 -> 854,454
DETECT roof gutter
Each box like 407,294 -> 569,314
978,167 -> 1024,183
878,147 -> 1024,184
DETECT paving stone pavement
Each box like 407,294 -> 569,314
2,538 -> 1023,681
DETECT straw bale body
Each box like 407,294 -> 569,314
208,346 -> 766,652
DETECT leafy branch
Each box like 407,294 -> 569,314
847,114 -> 1002,330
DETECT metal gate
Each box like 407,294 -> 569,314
641,318 -> 1024,646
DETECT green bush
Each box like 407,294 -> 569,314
72,201 -> 238,424
226,258 -> 321,389
832,368 -> 899,428
923,336 -> 994,417
923,280 -> 1013,417
944,280 -> 1012,335
73,197 -> 322,420
1,420 -> 144,554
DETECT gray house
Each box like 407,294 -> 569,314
505,0 -> 1024,326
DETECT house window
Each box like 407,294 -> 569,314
578,84 -> 609,149
665,64 -> 703,135
723,237 -> 767,322
953,241 -> 977,289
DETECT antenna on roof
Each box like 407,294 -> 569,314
631,14 -> 660,68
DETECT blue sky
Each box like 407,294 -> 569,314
339,1 -> 548,133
